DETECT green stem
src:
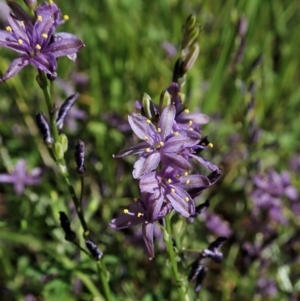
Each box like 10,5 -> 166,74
97,260 -> 113,301
164,215 -> 189,301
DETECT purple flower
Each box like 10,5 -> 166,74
114,104 -> 201,179
0,1 -> 84,82
139,168 -> 212,217
110,193 -> 173,259
0,159 -> 42,194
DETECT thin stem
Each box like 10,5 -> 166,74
96,260 -> 113,301
164,214 -> 189,301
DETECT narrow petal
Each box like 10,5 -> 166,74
0,30 -> 26,54
30,52 -> 57,75
166,187 -> 195,217
128,113 -> 157,144
179,174 -> 211,190
133,152 -> 161,179
162,153 -> 191,171
46,33 -> 85,58
139,172 -> 162,193
159,104 -> 176,139
163,134 -> 199,153
190,154 -> 220,172
142,222 -> 155,259
177,112 -> 210,125
0,57 -> 29,82
113,141 -> 148,158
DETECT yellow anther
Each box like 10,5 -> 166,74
144,136 -> 149,141
208,143 -> 213,148
42,33 -> 48,39
184,109 -> 189,113
19,21 -> 25,27
167,179 -> 172,184
157,127 -> 161,133
133,198 -> 138,202
35,44 -> 41,50
18,39 -> 23,45
184,171 -> 189,176
37,15 -> 42,22
188,120 -> 193,126
171,188 -> 175,193
185,197 -> 189,202
63,15 -> 69,21
123,209 -> 129,214
146,119 -> 151,124
145,148 -> 151,153
48,0 -> 53,4
173,131 -> 179,136
159,141 -> 164,147
6,26 -> 12,32
137,212 -> 144,218
185,179 -> 190,185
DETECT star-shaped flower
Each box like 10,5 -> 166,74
0,1 -> 84,82
114,104 -> 201,179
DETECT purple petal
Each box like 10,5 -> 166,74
142,222 -> 155,259
128,113 -> 157,144
133,152 -> 161,179
139,172 -> 162,193
163,134 -> 199,153
166,188 -> 195,217
162,153 -> 191,171
179,174 -> 210,189
158,105 -> 176,139
177,111 -> 210,125
30,52 -> 57,74
190,154 -> 220,172
114,142 -> 148,158
47,33 -> 85,58
0,57 -> 29,82
0,30 -> 27,53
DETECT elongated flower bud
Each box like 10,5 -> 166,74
75,140 -> 85,174
36,112 -> 53,145
56,93 -> 80,130
59,212 -> 76,242
85,239 -> 103,260
23,0 -> 37,10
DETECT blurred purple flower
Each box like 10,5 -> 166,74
204,211 -> 232,237
161,41 -> 177,58
256,277 -> 277,298
251,169 -> 299,223
110,192 -> 173,259
0,1 -> 84,82
0,159 -> 42,194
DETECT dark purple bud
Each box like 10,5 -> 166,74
85,239 -> 103,260
203,237 -> 227,263
23,0 -> 37,10
36,112 -> 53,145
75,140 -> 85,174
59,211 -> 76,242
56,93 -> 80,130
188,199 -> 210,223
188,259 -> 202,282
194,267 -> 207,293
172,58 -> 185,83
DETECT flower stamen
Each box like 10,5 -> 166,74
6,26 -> 12,32
37,15 -> 43,22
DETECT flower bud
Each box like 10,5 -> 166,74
35,112 -> 53,145
85,239 -> 103,260
75,140 -> 85,174
23,0 -> 37,10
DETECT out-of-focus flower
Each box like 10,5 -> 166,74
110,192 -> 173,259
204,211 -> 232,237
256,277 -> 277,298
251,169 -> 299,223
0,159 -> 42,194
0,1 -> 84,82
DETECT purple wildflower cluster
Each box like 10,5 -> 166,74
110,82 -> 221,259
0,0 -> 84,82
